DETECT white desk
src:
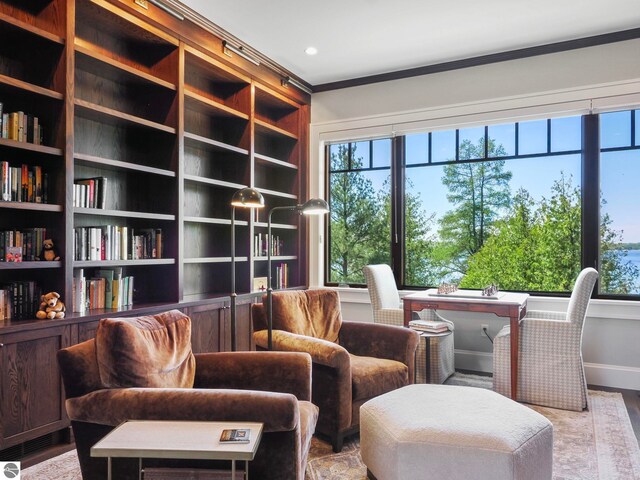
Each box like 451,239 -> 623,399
91,420 -> 263,480
403,289 -> 529,399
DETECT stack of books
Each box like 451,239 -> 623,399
408,319 -> 451,334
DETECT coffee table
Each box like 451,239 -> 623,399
90,420 -> 263,480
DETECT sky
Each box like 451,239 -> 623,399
352,110 -> 640,244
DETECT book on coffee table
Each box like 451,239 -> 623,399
220,428 -> 251,443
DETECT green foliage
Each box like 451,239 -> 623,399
436,138 -> 511,278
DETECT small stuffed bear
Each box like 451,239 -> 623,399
36,291 -> 66,319
36,239 -> 60,261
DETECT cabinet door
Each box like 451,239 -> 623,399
0,325 -> 73,449
186,302 -> 228,354
234,298 -> 255,352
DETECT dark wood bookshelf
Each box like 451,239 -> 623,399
0,0 -> 309,460
0,261 -> 61,270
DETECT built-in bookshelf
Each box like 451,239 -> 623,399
0,0 -> 310,457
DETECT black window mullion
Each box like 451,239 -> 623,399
391,136 -> 405,288
547,119 -> 552,153
582,114 -> 600,289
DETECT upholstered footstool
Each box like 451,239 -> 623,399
361,384 -> 553,480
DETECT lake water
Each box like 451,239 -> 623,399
618,249 -> 640,294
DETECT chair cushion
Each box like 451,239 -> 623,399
350,354 -> 409,401
96,310 -> 195,389
271,289 -> 342,343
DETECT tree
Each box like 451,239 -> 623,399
436,138 -> 511,279
329,145 -> 387,284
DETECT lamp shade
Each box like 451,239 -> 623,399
300,198 -> 329,215
231,188 -> 265,208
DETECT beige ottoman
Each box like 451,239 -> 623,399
361,384 -> 553,480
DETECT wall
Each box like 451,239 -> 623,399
307,39 -> 640,390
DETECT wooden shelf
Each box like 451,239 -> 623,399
184,216 -> 247,226
255,118 -> 298,140
184,257 -> 248,264
183,174 -> 246,191
0,73 -> 64,100
255,187 -> 298,200
74,153 -> 175,177
74,99 -> 176,134
74,208 -> 175,221
0,11 -> 65,45
0,261 -> 61,270
184,131 -> 249,155
0,201 -> 62,212
0,138 -> 63,157
74,258 -> 175,267
184,89 -> 248,120
254,222 -> 298,230
254,152 -> 298,170
75,43 -> 177,91
254,256 -> 297,261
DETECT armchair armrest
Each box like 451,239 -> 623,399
253,330 -> 350,370
498,318 -> 580,353
339,321 -> 419,367
194,351 -> 312,401
65,388 -> 301,433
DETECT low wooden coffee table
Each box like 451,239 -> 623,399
90,420 -> 263,480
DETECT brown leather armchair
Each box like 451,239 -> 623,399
252,289 -> 419,452
57,310 -> 318,480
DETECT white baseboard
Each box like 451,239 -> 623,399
452,350 -> 640,391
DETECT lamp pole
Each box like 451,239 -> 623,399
229,188 -> 265,352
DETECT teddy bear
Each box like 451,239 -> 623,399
36,239 -> 60,261
36,291 -> 66,319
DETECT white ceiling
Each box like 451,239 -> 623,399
180,0 -> 640,86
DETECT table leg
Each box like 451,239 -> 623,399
138,458 -> 142,480
232,459 -> 235,479
510,314 -> 519,400
425,336 -> 431,384
245,460 -> 249,480
107,457 -> 111,480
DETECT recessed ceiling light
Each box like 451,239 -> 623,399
305,46 -> 318,56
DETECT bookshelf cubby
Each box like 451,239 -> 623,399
0,0 -> 309,456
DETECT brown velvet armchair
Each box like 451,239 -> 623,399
57,310 -> 318,480
252,289 -> 419,452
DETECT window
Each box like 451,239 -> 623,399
326,109 -> 640,299
599,110 -> 640,295
327,139 -> 392,284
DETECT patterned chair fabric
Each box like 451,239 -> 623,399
493,267 -> 599,411
363,264 -> 455,384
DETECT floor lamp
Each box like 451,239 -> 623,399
230,187 -> 265,351
267,198 -> 330,350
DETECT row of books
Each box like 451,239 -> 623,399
72,268 -> 134,312
254,233 -> 285,257
73,226 -> 163,261
274,263 -> 289,290
73,177 -> 108,209
0,281 -> 41,320
0,228 -> 48,262
0,161 -> 48,203
408,319 -> 452,334
0,104 -> 44,145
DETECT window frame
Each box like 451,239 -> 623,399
324,110 -> 640,300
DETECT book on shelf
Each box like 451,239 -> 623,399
0,162 -> 47,204
73,226 -> 163,261
1,107 -> 43,145
74,177 -> 107,209
219,428 -> 250,443
72,267 -> 134,311
254,233 -> 284,257
0,228 -> 47,262
275,262 -> 288,289
0,281 -> 41,320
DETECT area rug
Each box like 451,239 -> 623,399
22,390 -> 640,480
